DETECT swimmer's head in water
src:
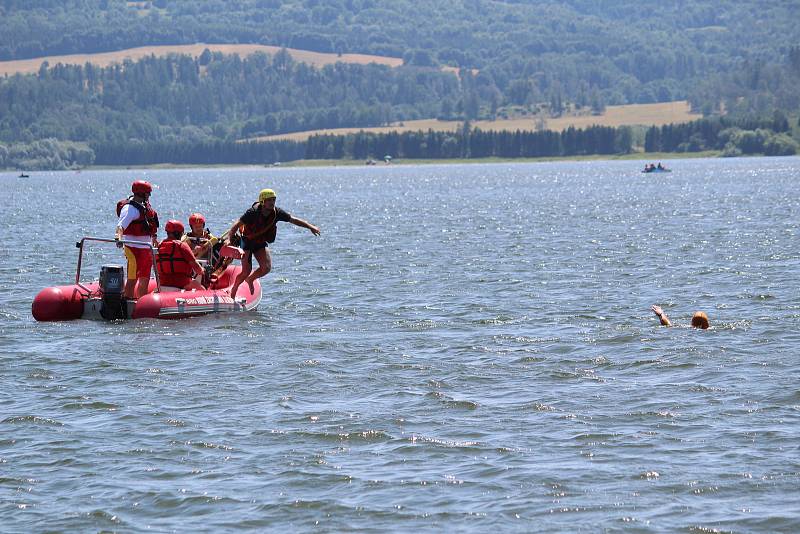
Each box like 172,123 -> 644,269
691,311 -> 709,329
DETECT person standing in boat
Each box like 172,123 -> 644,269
157,220 -> 205,291
225,188 -> 320,299
115,180 -> 159,299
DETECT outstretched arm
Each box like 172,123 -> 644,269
651,305 -> 672,326
289,216 -> 321,236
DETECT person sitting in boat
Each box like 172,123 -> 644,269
156,220 -> 205,291
651,305 -> 709,329
657,162 -> 664,170
115,180 -> 159,299
225,188 -> 321,299
182,212 -> 218,261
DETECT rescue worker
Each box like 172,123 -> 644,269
156,220 -> 205,291
182,212 -> 218,261
226,188 -> 320,299
115,180 -> 159,299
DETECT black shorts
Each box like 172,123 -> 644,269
241,237 -> 267,253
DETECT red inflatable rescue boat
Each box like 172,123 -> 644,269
32,237 -> 261,321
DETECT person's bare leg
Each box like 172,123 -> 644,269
135,276 -> 151,298
230,252 -> 253,299
124,279 -> 136,299
246,248 -> 271,293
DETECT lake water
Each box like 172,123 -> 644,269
1,157 -> 799,531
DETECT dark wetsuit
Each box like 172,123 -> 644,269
240,206 -> 291,252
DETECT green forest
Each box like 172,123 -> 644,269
0,53 -> 460,144
1,0 -> 799,168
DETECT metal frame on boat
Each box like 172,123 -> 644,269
76,236 -> 161,292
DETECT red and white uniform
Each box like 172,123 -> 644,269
117,203 -> 153,248
118,203 -> 157,280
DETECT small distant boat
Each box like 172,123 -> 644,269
642,164 -> 671,173
18,173 -> 29,178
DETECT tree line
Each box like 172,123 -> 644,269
644,114 -> 798,156
304,125 -> 633,160
0,138 -> 95,170
92,139 -> 304,166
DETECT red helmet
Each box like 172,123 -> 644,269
165,220 -> 184,235
188,213 -> 205,227
131,180 -> 152,195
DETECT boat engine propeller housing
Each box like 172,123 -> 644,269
99,265 -> 126,320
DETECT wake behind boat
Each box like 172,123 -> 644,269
32,237 -> 261,321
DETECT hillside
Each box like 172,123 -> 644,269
2,1 -> 800,115
0,1 -> 798,168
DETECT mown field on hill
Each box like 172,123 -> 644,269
248,102 -> 702,142
0,43 -> 406,76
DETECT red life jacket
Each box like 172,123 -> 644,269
156,240 -> 193,287
116,196 -> 159,237
242,203 -> 277,244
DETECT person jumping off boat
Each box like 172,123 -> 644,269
225,188 -> 320,300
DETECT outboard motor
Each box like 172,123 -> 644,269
99,265 -> 126,320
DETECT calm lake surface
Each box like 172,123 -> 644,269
1,157 -> 799,532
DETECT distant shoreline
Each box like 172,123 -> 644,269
80,151 -> 721,170
3,151 -> 750,172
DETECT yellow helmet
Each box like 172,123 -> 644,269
258,188 -> 276,202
